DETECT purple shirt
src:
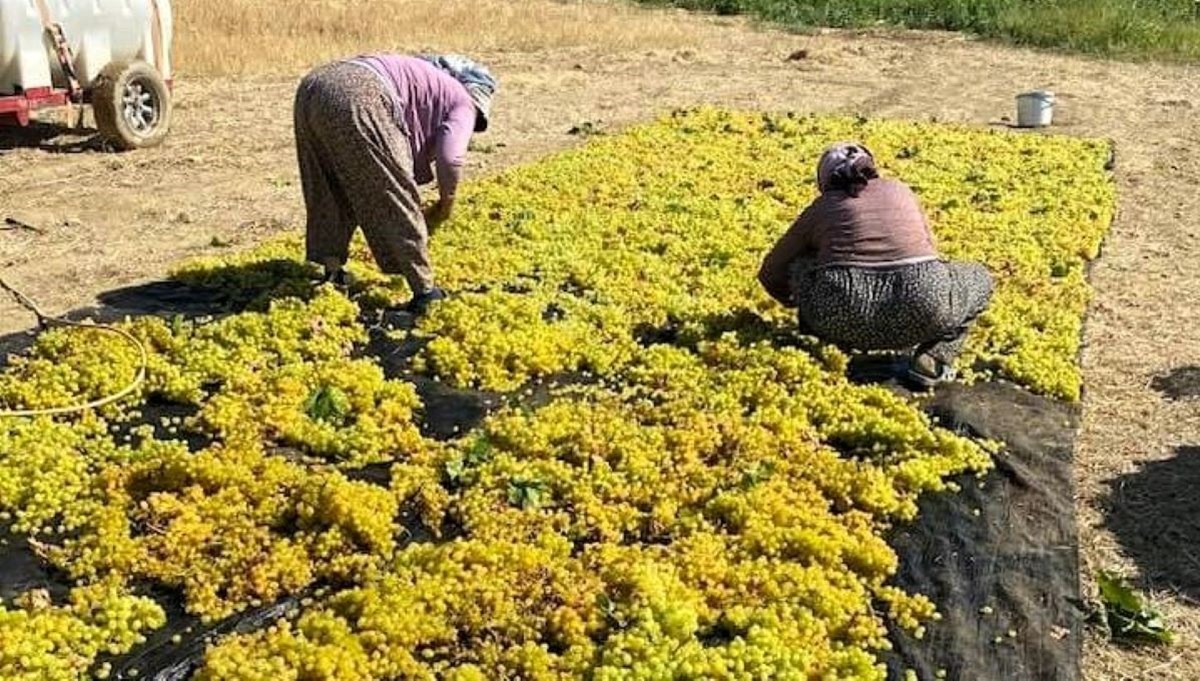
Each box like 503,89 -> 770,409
351,55 -> 475,202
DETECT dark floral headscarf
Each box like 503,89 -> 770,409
817,142 -> 877,195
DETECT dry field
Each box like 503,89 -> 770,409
2,0 -> 1200,678
174,0 -> 707,77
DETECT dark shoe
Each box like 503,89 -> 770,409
320,267 -> 355,289
906,353 -> 957,391
403,287 -> 448,316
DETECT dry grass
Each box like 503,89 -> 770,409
175,0 -> 713,76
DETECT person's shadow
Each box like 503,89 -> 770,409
1103,445 -> 1200,599
0,258 -> 318,357
0,121 -> 109,154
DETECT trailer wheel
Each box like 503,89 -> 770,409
92,61 -> 172,150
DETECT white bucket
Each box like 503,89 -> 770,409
1016,90 -> 1056,128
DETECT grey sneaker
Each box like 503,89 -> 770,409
906,353 -> 957,391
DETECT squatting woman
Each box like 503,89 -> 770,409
758,142 -> 994,388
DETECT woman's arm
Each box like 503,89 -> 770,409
431,100 -> 477,223
758,207 -> 817,306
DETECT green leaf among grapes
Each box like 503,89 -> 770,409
304,385 -> 351,425
507,477 -> 549,510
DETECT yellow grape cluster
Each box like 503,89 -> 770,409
0,326 -> 145,415
197,337 -> 988,679
170,239 -> 328,311
197,357 -> 431,467
0,289 -> 429,466
413,290 -> 636,392
0,293 -> 435,627
0,288 -> 364,413
0,415 -> 133,536
3,425 -> 405,624
0,579 -> 165,681
62,440 -> 400,621
0,109 -> 1108,679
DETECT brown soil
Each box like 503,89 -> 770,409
2,8 -> 1199,679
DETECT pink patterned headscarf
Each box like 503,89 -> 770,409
817,141 -> 877,194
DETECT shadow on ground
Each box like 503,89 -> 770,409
0,121 -> 109,154
1103,446 -> 1200,599
0,260 -> 317,359
1152,366 -> 1200,401
94,258 -> 320,318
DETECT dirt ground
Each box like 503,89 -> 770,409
2,4 -> 1199,679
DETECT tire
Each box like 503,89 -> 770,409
92,61 -> 172,150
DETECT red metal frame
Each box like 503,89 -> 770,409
0,86 -> 71,126
0,78 -> 172,127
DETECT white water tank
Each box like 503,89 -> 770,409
0,0 -> 173,95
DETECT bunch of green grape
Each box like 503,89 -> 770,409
0,580 -> 164,681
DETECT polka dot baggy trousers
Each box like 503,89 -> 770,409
294,61 -> 434,294
790,259 -> 994,365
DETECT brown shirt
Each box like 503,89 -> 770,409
758,178 -> 937,305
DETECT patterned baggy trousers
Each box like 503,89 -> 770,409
790,259 -> 994,365
294,61 -> 434,294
